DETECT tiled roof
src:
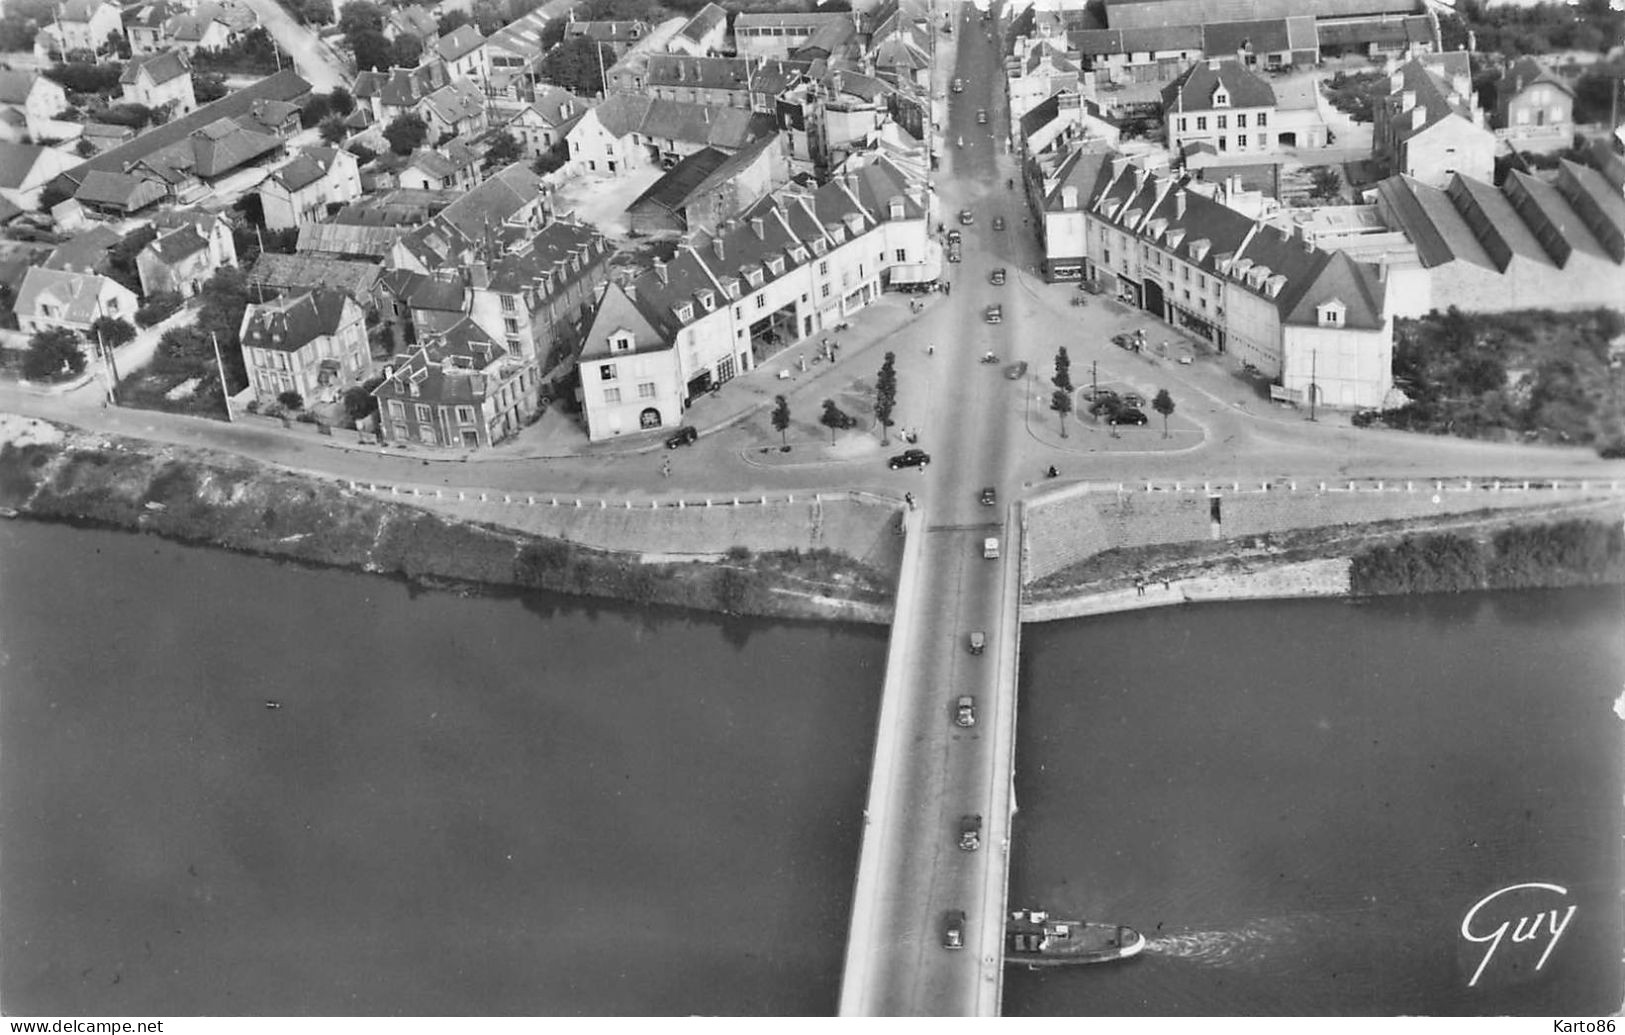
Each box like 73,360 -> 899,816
0,70 -> 39,105
437,161 -> 544,239
296,220 -> 403,258
42,225 -> 121,273
120,49 -> 190,86
14,266 -> 127,324
422,79 -> 486,126
241,288 -> 355,353
1161,58 -> 1275,113
0,143 -> 52,191
1104,0 -> 1410,31
1504,169 -> 1609,267
645,54 -> 753,93
1042,146 -> 1115,211
1382,57 -> 1477,145
629,147 -> 731,214
146,224 -> 208,264
248,252 -> 381,299
734,11 -> 853,30
269,145 -> 344,192
433,23 -> 485,62
579,281 -> 666,361
1201,17 -> 1316,56
51,69 -> 309,196
375,327 -> 509,408
1499,57 -> 1573,100
675,2 -> 726,43
484,219 -> 608,295
73,169 -> 167,210
1371,174 -> 1493,269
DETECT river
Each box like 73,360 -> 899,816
2,522 -> 1619,1015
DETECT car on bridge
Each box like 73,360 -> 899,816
956,695 -> 977,727
989,267 -> 1006,285
959,208 -> 974,225
984,304 -> 1002,323
942,909 -> 967,949
888,448 -> 931,469
959,814 -> 983,851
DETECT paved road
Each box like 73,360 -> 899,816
234,0 -> 352,91
841,3 -> 1023,1014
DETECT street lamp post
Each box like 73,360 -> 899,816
1308,349 -> 1318,422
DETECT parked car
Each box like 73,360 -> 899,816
889,448 -> 931,469
665,426 -> 698,448
967,630 -> 985,654
989,267 -> 1006,285
980,486 -> 997,505
992,216 -> 1005,231
1089,396 -> 1121,418
959,814 -> 983,851
959,208 -> 974,225
984,304 -> 1002,323
976,109 -> 988,124
956,695 -> 977,726
982,537 -> 999,559
952,77 -> 964,92
943,909 -> 967,949
947,243 -> 962,263
1004,361 -> 1027,380
1083,386 -> 1119,403
1113,407 -> 1149,426
1122,392 -> 1143,407
946,228 -> 962,245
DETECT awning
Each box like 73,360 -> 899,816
889,241 -> 943,284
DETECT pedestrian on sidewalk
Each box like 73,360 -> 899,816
928,344 -> 934,356
661,457 -> 671,478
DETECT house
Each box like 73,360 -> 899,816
1071,151 -> 1398,407
642,55 -> 757,111
352,64 -> 446,125
627,135 -> 793,236
565,19 -> 651,59
464,217 -> 612,369
14,266 -> 137,335
78,122 -> 137,155
577,153 -> 930,439
667,2 -> 727,57
372,319 -> 539,448
1373,54 -> 1494,189
123,0 -> 185,55
776,68 -> 892,173
732,11 -> 855,60
259,145 -> 362,229
396,142 -> 480,192
495,86 -> 588,160
1007,35 -> 1084,124
1162,58 -> 1282,158
162,1 -> 255,56
383,3 -> 438,43
47,70 -> 310,203
71,169 -> 169,214
0,72 -> 70,144
389,161 -> 552,272
0,142 -> 77,209
430,23 -> 489,83
120,50 -> 196,117
1366,162 -> 1625,314
1029,143 -> 1118,282
1018,90 -> 1117,162
1494,58 -> 1574,156
35,0 -> 123,57
419,79 -> 488,141
296,220 -> 405,261
482,2 -> 579,84
135,212 -> 236,297
41,224 -> 122,274
248,252 -> 382,308
238,287 -> 371,409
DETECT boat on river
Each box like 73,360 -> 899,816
1005,909 -> 1145,967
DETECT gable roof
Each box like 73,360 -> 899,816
675,3 -> 727,44
433,23 -> 486,62
374,329 -> 510,408
14,266 -> 129,323
241,288 -> 356,353
50,69 -> 310,196
580,281 -> 667,361
248,252 -> 381,300
146,223 -> 209,265
1499,57 -> 1573,100
1383,57 -> 1478,144
0,70 -> 41,105
120,49 -> 191,86
629,146 -> 731,216
0,143 -> 54,190
1161,58 -> 1275,113
73,169 -> 168,210
268,145 -> 347,192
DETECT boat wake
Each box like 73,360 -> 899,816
1143,913 -> 1339,968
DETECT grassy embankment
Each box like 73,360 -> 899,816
0,433 -> 897,623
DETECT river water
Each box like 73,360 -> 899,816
2,522 -> 1620,1015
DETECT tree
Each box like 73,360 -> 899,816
771,394 -> 790,448
532,143 -> 567,175
1050,388 -> 1073,435
1051,346 -> 1073,436
436,10 -> 472,35
538,36 -> 613,96
347,26 -> 391,71
319,113 -> 349,145
874,350 -> 896,445
38,180 -> 73,213
338,0 -> 385,36
819,398 -> 853,443
134,291 -> 184,329
91,315 -> 136,350
103,28 -> 131,59
1308,165 -> 1343,202
298,0 -> 335,24
299,92 -> 333,128
484,130 -> 524,168
194,72 -> 228,104
1153,388 -> 1175,438
23,328 -> 85,380
106,224 -> 157,295
389,32 -> 423,68
343,375 -> 384,423
329,86 -> 355,116
383,112 -> 429,155
196,266 -> 252,388
44,62 -> 124,95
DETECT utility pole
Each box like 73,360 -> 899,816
1308,350 -> 1318,422
1091,359 -> 1098,398
211,331 -> 235,423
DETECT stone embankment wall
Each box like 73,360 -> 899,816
1024,479 -> 1625,583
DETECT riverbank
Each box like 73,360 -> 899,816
0,417 -> 897,625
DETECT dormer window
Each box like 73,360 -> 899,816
811,239 -> 827,256
723,279 -> 741,300
697,288 -> 715,311
1213,90 -> 1229,107
766,256 -> 785,277
745,267 -> 764,288
1188,239 -> 1210,262
790,246 -> 808,263
674,302 -> 694,322
610,331 -> 634,352
1316,300 -> 1346,327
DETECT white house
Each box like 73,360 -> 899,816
0,72 -> 72,143
238,287 -> 371,408
259,145 -> 362,229
14,266 -> 138,334
36,0 -> 123,57
120,50 -> 196,117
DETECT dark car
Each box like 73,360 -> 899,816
959,814 -> 983,851
989,267 -> 1006,285
1088,396 -> 1121,418
980,486 -> 996,505
956,695 -> 976,727
943,909 -> 967,949
888,448 -> 931,469
1113,407 -> 1149,426
1004,360 -> 1027,380
1083,386 -> 1118,403
959,208 -> 974,225
984,305 -> 1002,324
665,426 -> 698,448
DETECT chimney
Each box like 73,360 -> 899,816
1451,73 -> 1471,98
1401,89 -> 1416,112
653,256 -> 668,283
469,262 -> 488,289
712,236 -> 725,262
1207,58 -> 1221,71
1061,184 -> 1078,209
750,216 -> 765,238
1176,190 -> 1186,219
